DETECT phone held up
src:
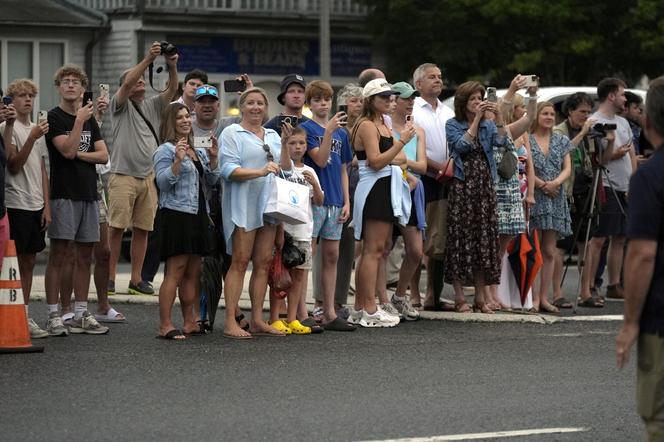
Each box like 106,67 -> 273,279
38,110 -> 48,123
278,115 -> 299,128
194,136 -> 213,149
486,87 -> 498,103
99,83 -> 110,99
523,75 -> 539,88
223,79 -> 247,93
338,104 -> 348,114
83,91 -> 93,105
2,96 -> 12,106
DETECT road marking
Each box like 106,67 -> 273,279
357,427 -> 589,441
555,315 -> 623,322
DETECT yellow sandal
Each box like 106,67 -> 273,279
287,320 -> 312,335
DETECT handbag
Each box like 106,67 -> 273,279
264,173 -> 310,225
435,157 -> 454,183
497,136 -> 518,179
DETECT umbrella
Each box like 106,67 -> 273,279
507,226 -> 543,306
200,256 -> 224,330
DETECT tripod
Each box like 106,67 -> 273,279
560,140 -> 627,313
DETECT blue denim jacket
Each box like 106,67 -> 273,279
445,118 -> 504,183
153,142 -> 221,214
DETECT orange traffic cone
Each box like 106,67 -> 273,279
0,239 -> 43,353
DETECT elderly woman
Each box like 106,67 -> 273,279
529,102 -> 573,313
445,81 -> 506,313
220,87 -> 292,339
153,102 -> 221,340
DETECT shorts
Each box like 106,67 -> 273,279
593,188 -> 627,238
7,208 -> 46,254
293,240 -> 312,270
637,333 -> 664,441
424,198 -> 448,259
312,205 -> 343,241
48,199 -> 100,242
107,172 -> 158,231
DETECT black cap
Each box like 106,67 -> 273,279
277,73 -> 306,105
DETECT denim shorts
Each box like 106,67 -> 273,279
312,205 -> 343,240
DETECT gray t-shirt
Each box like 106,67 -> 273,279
110,94 -> 166,178
192,116 -> 240,143
592,111 -> 633,192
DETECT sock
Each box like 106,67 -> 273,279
47,303 -> 59,315
74,302 -> 87,319
393,294 -> 406,301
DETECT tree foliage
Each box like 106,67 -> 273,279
360,0 -> 664,88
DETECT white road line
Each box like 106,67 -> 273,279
554,315 -> 623,322
357,427 -> 589,441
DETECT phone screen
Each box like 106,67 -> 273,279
83,91 -> 93,104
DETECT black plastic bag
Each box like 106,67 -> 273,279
281,231 -> 306,268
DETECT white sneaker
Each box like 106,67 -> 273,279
46,312 -> 69,337
68,311 -> 109,335
28,318 -> 49,339
359,308 -> 400,328
380,303 -> 402,321
347,308 -> 363,325
391,294 -> 420,321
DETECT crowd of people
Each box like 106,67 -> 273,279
0,42 -> 655,341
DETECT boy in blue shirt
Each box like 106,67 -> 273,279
300,80 -> 355,331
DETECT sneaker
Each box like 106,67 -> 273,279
391,294 -> 420,321
380,303 -> 402,321
347,308 -> 363,325
46,312 -> 69,337
107,280 -> 115,296
68,311 -> 109,335
28,318 -> 49,339
128,280 -> 154,296
359,308 -> 400,328
311,306 -> 324,324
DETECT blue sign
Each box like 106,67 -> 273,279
172,36 -> 370,77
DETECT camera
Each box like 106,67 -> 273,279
590,123 -> 617,138
160,41 -> 178,56
279,115 -> 299,128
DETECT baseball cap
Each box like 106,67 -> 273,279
362,79 -> 399,98
194,84 -> 219,101
277,74 -> 306,105
391,82 -> 419,99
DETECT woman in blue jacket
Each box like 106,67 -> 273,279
445,81 -> 506,313
153,102 -> 221,340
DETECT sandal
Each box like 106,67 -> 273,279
287,320 -> 312,335
300,317 -> 324,334
539,303 -> 560,314
578,295 -> 604,308
455,302 -> 472,313
552,297 -> 573,309
156,329 -> 186,340
473,302 -> 494,314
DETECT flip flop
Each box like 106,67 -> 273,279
223,331 -> 253,340
156,329 -> 186,340
235,313 -> 250,331
552,297 -> 573,309
95,307 -> 126,323
248,328 -> 287,337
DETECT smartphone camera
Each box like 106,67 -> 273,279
279,115 -> 299,128
523,75 -> 539,88
83,91 -> 93,104
38,110 -> 48,123
338,104 -> 348,114
223,79 -> 247,93
2,96 -> 12,106
486,87 -> 498,103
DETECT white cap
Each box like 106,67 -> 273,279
362,79 -> 399,98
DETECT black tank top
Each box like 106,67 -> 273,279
356,126 -> 393,160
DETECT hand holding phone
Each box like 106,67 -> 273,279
338,104 -> 348,114
99,84 -> 110,99
38,110 -> 48,123
83,91 -> 93,104
486,87 -> 498,103
2,96 -> 12,106
523,75 -> 539,88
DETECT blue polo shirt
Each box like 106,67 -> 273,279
626,146 -> 664,334
300,119 -> 352,207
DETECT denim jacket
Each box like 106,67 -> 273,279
153,141 -> 221,214
445,118 -> 504,183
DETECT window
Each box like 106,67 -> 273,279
1,40 -> 66,115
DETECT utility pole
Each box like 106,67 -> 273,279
319,0 -> 331,81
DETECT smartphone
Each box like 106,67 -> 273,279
486,87 -> 497,103
194,136 -> 213,149
338,104 -> 348,114
2,96 -> 12,106
278,115 -> 299,128
99,83 -> 110,98
223,79 -> 247,93
523,75 -> 539,88
83,91 -> 93,104
406,114 -> 412,123
38,110 -> 48,123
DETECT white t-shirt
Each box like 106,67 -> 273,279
283,164 -> 320,241
0,120 -> 47,210
412,96 -> 455,165
591,111 -> 633,192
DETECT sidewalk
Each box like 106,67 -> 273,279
29,259 -> 623,324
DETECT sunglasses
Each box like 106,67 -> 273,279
263,144 -> 274,162
195,85 -> 219,97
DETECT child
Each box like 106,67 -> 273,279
300,80 -> 356,331
269,127 -> 324,334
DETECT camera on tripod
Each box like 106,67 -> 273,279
160,41 -> 178,56
590,122 -> 617,138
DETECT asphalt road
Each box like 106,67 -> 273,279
1,302 -> 641,442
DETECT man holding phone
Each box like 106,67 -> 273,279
264,73 -> 309,135
0,79 -> 50,338
107,41 -> 179,296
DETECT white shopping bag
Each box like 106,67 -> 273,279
264,175 -> 310,225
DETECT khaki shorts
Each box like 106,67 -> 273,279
107,172 -> 158,231
423,198 -> 448,260
638,333 -> 664,441
97,176 -> 108,224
